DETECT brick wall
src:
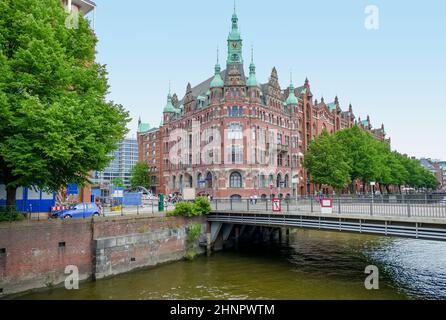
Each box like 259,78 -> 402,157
0,215 -> 206,297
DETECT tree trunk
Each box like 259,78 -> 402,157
386,185 -> 391,194
6,185 -> 17,207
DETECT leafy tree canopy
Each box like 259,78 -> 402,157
130,161 -> 152,190
0,0 -> 130,205
304,125 -> 439,193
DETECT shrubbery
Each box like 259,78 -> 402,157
0,207 -> 26,222
185,223 -> 202,260
168,197 -> 211,217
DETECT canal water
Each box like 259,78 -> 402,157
14,229 -> 446,300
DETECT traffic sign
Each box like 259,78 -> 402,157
272,198 -> 281,212
321,198 -> 333,214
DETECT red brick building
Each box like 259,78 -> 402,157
138,10 -> 388,199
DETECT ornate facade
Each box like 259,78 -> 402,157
138,10 -> 389,198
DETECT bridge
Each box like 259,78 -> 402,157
207,197 -> 446,244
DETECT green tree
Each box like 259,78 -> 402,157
335,126 -> 380,192
130,161 -> 152,190
0,0 -> 130,205
304,130 -> 351,193
111,178 -> 124,188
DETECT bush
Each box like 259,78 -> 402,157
0,207 -> 26,222
192,197 -> 211,216
185,223 -> 202,260
168,201 -> 194,217
168,197 -> 212,217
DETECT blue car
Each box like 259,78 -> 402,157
52,203 -> 101,219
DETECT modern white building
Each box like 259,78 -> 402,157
92,138 -> 139,189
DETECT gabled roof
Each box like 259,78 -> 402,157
137,122 -> 151,134
176,70 -> 226,107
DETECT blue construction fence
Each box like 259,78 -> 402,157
108,193 -> 142,206
0,184 -> 56,213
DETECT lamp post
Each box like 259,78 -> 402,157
370,181 -> 376,203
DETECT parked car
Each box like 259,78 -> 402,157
441,196 -> 446,204
51,203 -> 101,219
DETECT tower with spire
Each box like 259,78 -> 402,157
224,3 -> 246,85
227,2 -> 243,65
285,72 -> 298,106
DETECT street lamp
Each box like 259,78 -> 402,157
370,181 -> 376,203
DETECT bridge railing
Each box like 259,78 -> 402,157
211,197 -> 446,219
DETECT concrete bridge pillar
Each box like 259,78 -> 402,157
206,222 -> 212,256
235,226 -> 240,250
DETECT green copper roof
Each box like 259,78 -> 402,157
285,83 -> 298,105
247,53 -> 259,87
228,12 -> 241,41
210,63 -> 224,88
361,120 -> 370,127
327,102 -> 337,111
163,93 -> 176,113
137,122 -> 151,133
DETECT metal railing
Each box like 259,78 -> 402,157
210,197 -> 446,219
0,197 -> 175,222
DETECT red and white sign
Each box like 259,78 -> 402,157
272,198 -> 282,212
321,198 -> 332,208
321,198 -> 333,214
51,206 -> 69,212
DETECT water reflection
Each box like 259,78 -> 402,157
13,229 -> 446,300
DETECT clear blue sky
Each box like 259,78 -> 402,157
94,0 -> 446,160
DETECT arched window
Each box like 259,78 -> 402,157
260,174 -> 266,188
269,174 -> 274,187
172,176 -> 176,189
206,172 -> 213,188
230,172 -> 242,188
197,173 -> 202,187
239,107 -> 244,116
277,173 -> 282,188
284,174 -> 289,188
179,175 -> 183,189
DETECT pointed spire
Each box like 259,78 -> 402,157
321,96 -> 325,103
285,70 -> 298,106
211,48 -> 224,88
349,103 -> 353,113
247,46 -> 259,87
305,77 -> 309,87
334,95 -> 339,104
163,84 -> 176,114
271,67 -> 278,79
138,116 -> 141,126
